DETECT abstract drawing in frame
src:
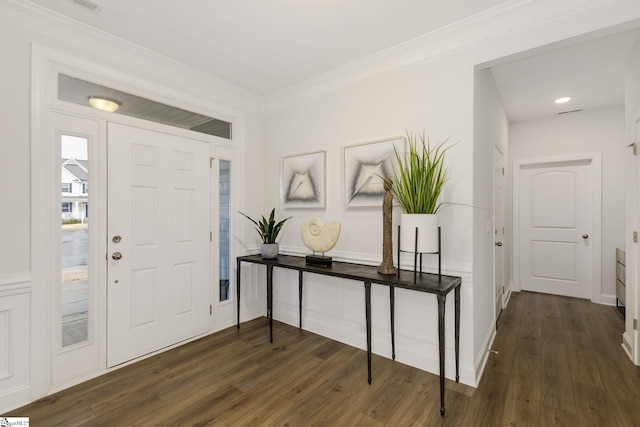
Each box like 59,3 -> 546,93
343,136 -> 404,208
281,150 -> 326,209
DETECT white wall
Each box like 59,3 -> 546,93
510,107 -> 626,302
264,53 -> 477,385
473,68 -> 510,369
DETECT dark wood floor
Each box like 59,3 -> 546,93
6,291 -> 640,426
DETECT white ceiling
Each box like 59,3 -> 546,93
489,28 -> 640,123
27,0 -> 640,122
28,0 -> 509,94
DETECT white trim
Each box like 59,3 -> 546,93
599,293 -> 617,306
632,109 -> 640,366
512,153 -> 603,303
473,321 -> 497,387
503,282 -> 513,307
0,385 -> 30,414
0,273 -> 31,291
493,138 -> 506,324
623,331 -> 633,360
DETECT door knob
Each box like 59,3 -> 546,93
112,252 -> 123,260
582,234 -> 589,239
495,242 -> 502,247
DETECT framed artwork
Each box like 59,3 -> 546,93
281,150 -> 326,209
343,136 -> 404,208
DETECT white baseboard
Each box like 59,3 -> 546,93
622,331 -> 633,361
503,281 -> 513,307
0,384 -> 30,414
472,321 -> 496,387
599,293 -> 617,306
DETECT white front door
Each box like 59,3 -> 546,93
518,159 -> 593,299
494,143 -> 505,321
107,123 -> 211,367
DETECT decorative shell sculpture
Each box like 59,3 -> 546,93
301,216 -> 341,255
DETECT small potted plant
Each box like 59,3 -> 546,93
239,208 -> 292,259
388,130 -> 450,253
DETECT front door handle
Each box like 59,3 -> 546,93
495,242 -> 503,247
582,234 -> 589,239
112,252 -> 123,260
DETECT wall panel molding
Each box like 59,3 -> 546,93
0,292 -> 31,414
0,308 -> 12,380
0,272 -> 31,292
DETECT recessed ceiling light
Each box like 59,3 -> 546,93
88,96 -> 120,112
555,97 -> 572,104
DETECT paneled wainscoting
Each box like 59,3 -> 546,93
0,274 -> 31,413
6,292 -> 640,425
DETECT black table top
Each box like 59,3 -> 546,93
237,254 -> 461,295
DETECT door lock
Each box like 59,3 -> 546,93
582,234 -> 589,239
495,242 -> 503,247
112,252 -> 123,260
112,235 -> 122,243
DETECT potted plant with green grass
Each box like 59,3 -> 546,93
239,208 -> 292,259
388,130 -> 450,253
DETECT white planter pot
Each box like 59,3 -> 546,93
260,243 -> 279,259
399,214 -> 439,253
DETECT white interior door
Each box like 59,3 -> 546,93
634,115 -> 640,365
519,159 -> 593,299
107,123 -> 211,367
494,143 -> 505,321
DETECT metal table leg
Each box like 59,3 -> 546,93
299,271 -> 303,329
437,293 -> 446,417
365,280 -> 372,384
455,285 -> 460,383
267,264 -> 273,343
390,286 -> 395,360
236,258 -> 241,329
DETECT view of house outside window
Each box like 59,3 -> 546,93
61,134 -> 89,347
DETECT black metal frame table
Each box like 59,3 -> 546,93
236,254 -> 461,416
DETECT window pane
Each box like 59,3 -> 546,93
61,135 -> 89,347
58,74 -> 232,140
219,160 -> 231,301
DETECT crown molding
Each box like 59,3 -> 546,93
262,0 -> 618,114
0,0 -> 263,112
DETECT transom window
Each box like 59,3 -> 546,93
58,74 -> 232,140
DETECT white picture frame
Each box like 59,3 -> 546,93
281,150 -> 326,209
342,136 -> 404,208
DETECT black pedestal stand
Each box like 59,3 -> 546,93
396,225 -> 442,283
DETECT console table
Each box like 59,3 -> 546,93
236,254 -> 461,416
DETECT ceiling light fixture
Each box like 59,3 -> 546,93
88,96 -> 120,112
555,96 -> 572,104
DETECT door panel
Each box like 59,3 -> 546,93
519,160 -> 592,299
107,123 -> 210,367
494,144 -> 505,321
